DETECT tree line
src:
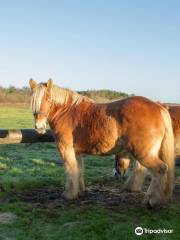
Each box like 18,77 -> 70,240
0,86 -> 132,104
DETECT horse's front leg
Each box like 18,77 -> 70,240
59,145 -> 80,200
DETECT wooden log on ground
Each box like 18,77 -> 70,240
0,129 -> 55,144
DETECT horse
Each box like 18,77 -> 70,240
114,105 -> 180,192
29,78 -> 174,208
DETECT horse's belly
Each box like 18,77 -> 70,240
76,137 -> 125,155
73,115 -> 122,155
99,138 -> 126,155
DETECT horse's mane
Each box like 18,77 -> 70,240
31,83 -> 94,113
51,84 -> 94,105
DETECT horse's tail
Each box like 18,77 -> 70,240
160,107 -> 175,199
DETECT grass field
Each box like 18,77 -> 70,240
0,106 -> 179,240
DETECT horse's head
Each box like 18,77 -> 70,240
113,155 -> 131,178
29,79 -> 53,134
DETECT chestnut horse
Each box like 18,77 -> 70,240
29,79 -> 174,207
114,105 -> 180,192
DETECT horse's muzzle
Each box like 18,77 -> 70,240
35,122 -> 47,134
35,127 -> 47,134
112,168 -> 127,180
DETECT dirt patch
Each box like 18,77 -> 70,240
19,181 -> 180,210
20,185 -> 145,209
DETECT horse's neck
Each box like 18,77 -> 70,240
48,95 -> 95,127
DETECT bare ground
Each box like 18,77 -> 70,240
18,179 -> 180,210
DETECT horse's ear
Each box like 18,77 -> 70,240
47,78 -> 53,90
29,79 -> 37,91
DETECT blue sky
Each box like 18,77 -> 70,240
0,0 -> 180,102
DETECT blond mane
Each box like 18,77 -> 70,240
31,83 -> 94,113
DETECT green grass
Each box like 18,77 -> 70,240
0,106 -> 179,240
0,106 -> 34,129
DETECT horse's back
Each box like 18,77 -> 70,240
107,96 -> 163,126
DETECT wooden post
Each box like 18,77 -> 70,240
0,129 -> 55,144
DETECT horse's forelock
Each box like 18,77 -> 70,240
31,84 -> 46,113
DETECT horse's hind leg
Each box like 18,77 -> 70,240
139,156 -> 168,208
124,161 -> 147,192
76,155 -> 85,195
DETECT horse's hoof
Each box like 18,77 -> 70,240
147,199 -> 161,209
61,191 -> 78,200
144,193 -> 163,209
